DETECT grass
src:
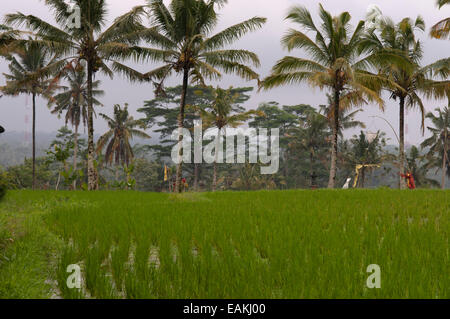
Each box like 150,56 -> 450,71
0,189 -> 448,299
0,193 -> 63,298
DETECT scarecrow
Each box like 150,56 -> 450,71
400,172 -> 416,190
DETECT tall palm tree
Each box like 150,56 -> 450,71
49,62 -> 104,188
131,0 -> 266,192
420,105 -> 450,189
0,41 -> 62,189
362,16 -> 450,188
262,4 -> 398,188
431,0 -> 449,39
96,104 -> 150,170
192,87 -> 262,191
5,1 -> 151,190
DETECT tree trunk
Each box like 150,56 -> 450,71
442,127 -> 448,190
328,89 -> 340,189
87,60 -> 97,190
125,165 -> 129,190
399,97 -> 406,189
212,127 -> 221,192
72,124 -> 79,190
56,172 -> 60,191
32,92 -> 36,190
310,149 -> 314,188
360,168 -> 366,188
175,67 -> 189,193
193,163 -> 199,191
212,161 -> 217,192
284,149 -> 289,185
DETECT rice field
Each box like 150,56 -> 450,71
0,190 -> 448,299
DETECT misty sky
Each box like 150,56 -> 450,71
0,0 -> 449,146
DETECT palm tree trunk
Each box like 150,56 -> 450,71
87,60 -> 97,191
175,67 -> 189,193
310,149 -> 314,188
328,89 -> 340,189
32,92 -> 36,190
399,97 -> 406,189
212,161 -> 217,192
194,163 -> 199,191
73,124 -> 79,190
442,127 -> 448,189
125,165 -> 129,190
212,127 -> 221,192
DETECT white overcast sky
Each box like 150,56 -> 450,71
0,0 -> 449,146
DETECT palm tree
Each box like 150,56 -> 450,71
431,0 -> 449,39
5,1 -> 151,190
406,146 -> 440,188
133,0 -> 266,192
0,41 -> 62,189
49,62 -> 104,189
420,105 -> 450,189
96,104 -> 150,172
192,87 -> 262,191
262,4 -> 397,188
362,16 -> 450,188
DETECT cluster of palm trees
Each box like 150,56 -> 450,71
0,0 -> 266,191
0,0 -> 449,192
262,4 -> 449,189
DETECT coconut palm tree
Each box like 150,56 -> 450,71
131,0 -> 266,192
420,105 -> 450,189
0,41 -> 62,189
96,104 -> 150,171
191,87 -> 262,191
49,62 -> 104,188
362,16 -> 450,188
431,0 -> 449,39
262,4 -> 399,188
5,1 -> 151,190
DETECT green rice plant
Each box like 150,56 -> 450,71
3,189 -> 445,299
